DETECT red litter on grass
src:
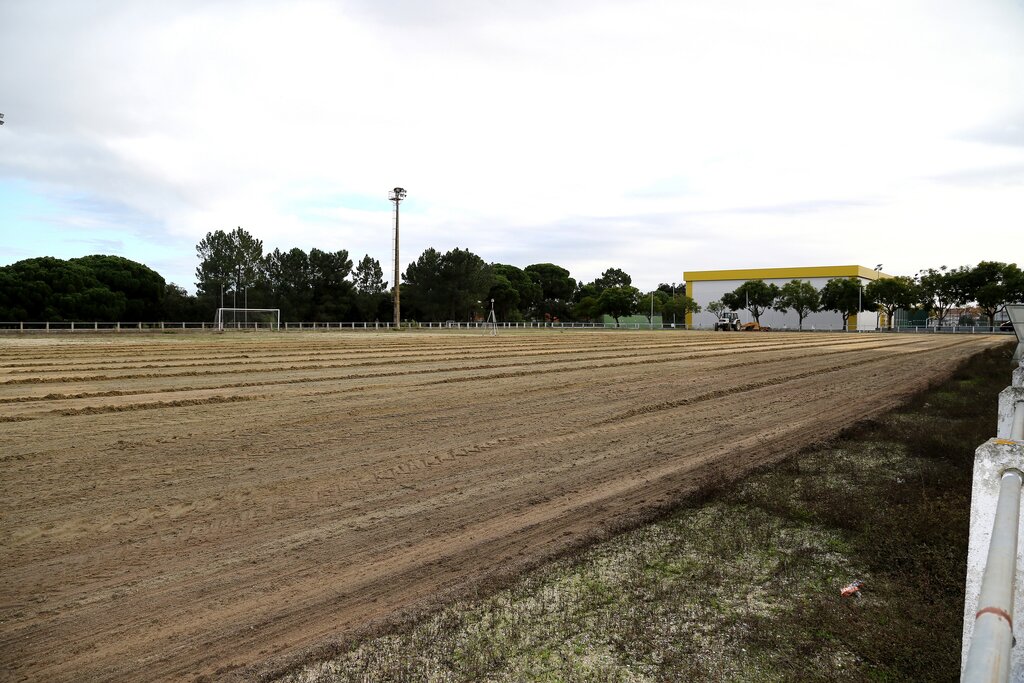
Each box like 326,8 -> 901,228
841,580 -> 865,598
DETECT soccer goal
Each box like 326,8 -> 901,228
214,308 -> 281,331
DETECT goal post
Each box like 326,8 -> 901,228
214,308 -> 281,331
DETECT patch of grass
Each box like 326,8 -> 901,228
276,344 -> 1014,683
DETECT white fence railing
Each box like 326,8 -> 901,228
0,321 -> 1016,334
0,321 -> 656,332
962,360 -> 1024,681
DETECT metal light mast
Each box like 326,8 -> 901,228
389,187 -> 407,328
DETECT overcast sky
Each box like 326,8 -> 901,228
1,0 -> 1022,292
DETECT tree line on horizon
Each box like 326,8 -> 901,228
0,226 -> 1021,325
711,263 -> 1024,330
190,227 -> 701,325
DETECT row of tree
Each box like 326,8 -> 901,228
192,227 -> 387,322
0,225 -> 1020,325
709,262 -> 1024,329
190,227 -> 702,324
0,255 -> 167,321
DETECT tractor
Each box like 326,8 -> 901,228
714,312 -> 742,331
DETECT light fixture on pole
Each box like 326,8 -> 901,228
389,187 -> 407,328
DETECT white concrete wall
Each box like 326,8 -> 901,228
999,387 -> 1024,439
690,277 -> 879,330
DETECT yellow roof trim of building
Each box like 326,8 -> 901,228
683,265 -> 890,282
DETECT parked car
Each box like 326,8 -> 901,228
1000,320 -> 1014,332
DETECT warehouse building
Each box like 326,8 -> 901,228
684,265 -> 887,330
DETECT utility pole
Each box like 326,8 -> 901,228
873,264 -> 883,329
389,187 -> 407,328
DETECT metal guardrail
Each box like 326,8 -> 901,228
962,360 -> 1024,682
963,468 -> 1022,681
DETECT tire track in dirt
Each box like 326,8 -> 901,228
0,337 -> 756,372
372,338 -> 976,486
0,335 -> 902,403
592,336 -> 980,427
0,337 -> 843,384
0,333 -> 897,382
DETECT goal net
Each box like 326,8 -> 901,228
214,308 -> 281,331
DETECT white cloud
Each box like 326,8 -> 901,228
1,0 -> 1022,291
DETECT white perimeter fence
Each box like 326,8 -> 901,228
0,321 -> 1016,334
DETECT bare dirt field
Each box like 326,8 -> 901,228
0,330 -> 1005,682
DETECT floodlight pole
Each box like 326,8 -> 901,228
858,284 -> 862,331
389,187 -> 407,328
873,264 -> 883,329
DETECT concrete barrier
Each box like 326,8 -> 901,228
963,361 -> 1024,682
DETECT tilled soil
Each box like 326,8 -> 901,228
0,330 -> 1003,682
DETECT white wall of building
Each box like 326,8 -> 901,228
690,276 -> 879,330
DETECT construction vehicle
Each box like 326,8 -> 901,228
714,311 -> 742,331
